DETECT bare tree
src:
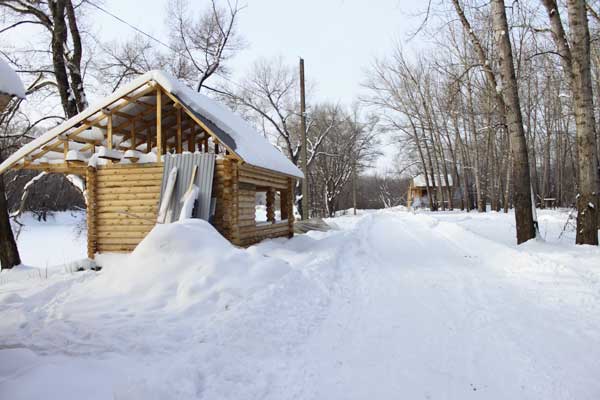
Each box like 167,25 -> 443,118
167,0 -> 244,92
490,0 -> 536,243
0,0 -> 88,117
542,0 -> 599,244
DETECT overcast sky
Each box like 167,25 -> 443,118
87,0 -> 427,172
6,1 -> 427,172
91,0 -> 425,103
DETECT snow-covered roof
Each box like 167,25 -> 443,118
0,58 -> 25,98
412,174 -> 453,187
0,70 -> 303,178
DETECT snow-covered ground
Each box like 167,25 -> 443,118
1,208 -> 599,399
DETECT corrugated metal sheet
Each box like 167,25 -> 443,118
159,152 -> 216,222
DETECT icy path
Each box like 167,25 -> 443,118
1,209 -> 600,399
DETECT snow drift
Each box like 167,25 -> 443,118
92,219 -> 291,312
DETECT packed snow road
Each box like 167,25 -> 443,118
1,209 -> 599,399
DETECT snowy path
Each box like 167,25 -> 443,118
283,213 -> 600,399
1,209 -> 599,399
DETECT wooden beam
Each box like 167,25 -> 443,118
160,89 -> 242,161
146,126 -> 152,153
130,120 -> 136,150
176,107 -> 182,153
156,88 -> 162,156
107,113 -> 113,150
69,83 -> 156,142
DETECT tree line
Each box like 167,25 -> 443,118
366,0 -> 600,245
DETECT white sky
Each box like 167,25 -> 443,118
7,0 -> 428,172
92,0 -> 425,104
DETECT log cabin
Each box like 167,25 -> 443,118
0,71 -> 303,258
407,174 -> 455,209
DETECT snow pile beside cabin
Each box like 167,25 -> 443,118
0,58 -> 25,98
87,219 -> 291,311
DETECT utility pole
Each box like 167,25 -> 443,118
352,159 -> 357,215
299,58 -> 309,220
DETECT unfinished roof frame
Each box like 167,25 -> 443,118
12,82 -> 247,176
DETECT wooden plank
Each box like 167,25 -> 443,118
96,198 -> 158,207
96,212 -> 156,220
96,219 -> 155,226
238,173 -> 287,187
176,107 -> 182,153
96,172 -> 163,181
96,181 -> 162,189
95,231 -> 150,239
97,204 -> 158,213
97,162 -> 162,170
156,88 -> 162,156
96,168 -> 163,176
238,167 -> 287,180
96,186 -> 162,194
161,89 -> 242,162
97,244 -> 137,252
238,175 -> 287,190
86,166 -> 97,259
107,113 -> 113,150
97,224 -> 154,233
96,193 -> 160,201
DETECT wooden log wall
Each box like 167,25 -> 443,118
87,159 -> 295,255
90,163 -> 163,254
235,163 -> 295,246
213,158 -> 238,242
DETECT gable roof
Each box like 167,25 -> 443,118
0,70 -> 303,178
412,174 -> 453,187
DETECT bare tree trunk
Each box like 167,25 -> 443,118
409,117 -> 435,210
49,0 -> 79,118
0,169 -> 20,269
466,80 -> 484,212
492,0 -> 536,243
568,0 -> 599,244
65,0 -> 87,111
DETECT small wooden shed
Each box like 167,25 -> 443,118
0,71 -> 303,258
407,174 -> 453,208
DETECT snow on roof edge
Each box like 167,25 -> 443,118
0,58 -> 26,99
148,70 -> 303,178
0,70 -> 303,179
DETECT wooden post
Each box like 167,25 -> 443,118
156,88 -> 163,156
299,58 -> 309,220
107,113 -> 113,150
352,159 -> 357,215
86,166 -> 97,259
146,126 -> 152,153
280,189 -> 289,220
231,162 -> 240,244
187,124 -> 194,152
62,139 -> 68,159
266,188 -> 276,223
130,120 -> 136,150
287,178 -> 295,238
176,106 -> 182,153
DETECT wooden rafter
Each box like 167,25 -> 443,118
160,90 -> 242,161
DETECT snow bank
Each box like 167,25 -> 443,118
2,209 -> 600,399
92,219 -> 291,312
0,58 -> 25,98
